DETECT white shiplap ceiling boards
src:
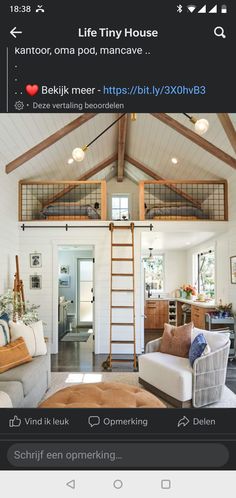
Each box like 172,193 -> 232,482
0,113 -> 235,183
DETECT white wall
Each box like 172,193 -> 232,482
19,222 -> 143,356
164,251 -> 187,294
0,169 -> 19,294
106,177 -> 139,220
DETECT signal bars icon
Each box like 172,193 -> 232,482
186,4 -> 228,14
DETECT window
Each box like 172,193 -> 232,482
144,255 -> 165,293
111,195 -> 129,220
197,250 -> 215,298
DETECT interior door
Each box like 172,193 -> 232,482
77,259 -> 94,327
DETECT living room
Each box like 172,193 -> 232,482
0,112 -> 236,409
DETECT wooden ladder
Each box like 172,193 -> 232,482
102,222 -> 137,371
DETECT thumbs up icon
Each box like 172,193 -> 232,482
9,415 -> 22,428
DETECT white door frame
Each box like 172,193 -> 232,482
52,242 -> 95,354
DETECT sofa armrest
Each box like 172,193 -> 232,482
192,341 -> 230,407
145,337 -> 162,353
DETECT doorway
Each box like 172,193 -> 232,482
53,245 -> 95,372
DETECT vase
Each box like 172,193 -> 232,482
186,293 -> 192,300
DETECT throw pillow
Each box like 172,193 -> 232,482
160,322 -> 193,358
9,320 -> 47,357
0,337 -> 32,373
189,333 -> 211,367
0,313 -> 10,347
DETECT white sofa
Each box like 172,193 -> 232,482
138,328 -> 230,408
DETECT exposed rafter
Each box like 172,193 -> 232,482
217,113 -> 236,155
151,113 -> 236,170
125,155 -> 202,209
117,114 -> 128,182
42,154 -> 117,207
5,113 -> 97,174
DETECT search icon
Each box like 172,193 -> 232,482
214,26 -> 226,39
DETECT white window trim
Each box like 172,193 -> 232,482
109,193 -> 132,220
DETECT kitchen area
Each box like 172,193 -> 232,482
142,232 -> 235,359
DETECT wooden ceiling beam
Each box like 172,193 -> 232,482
42,154 -> 117,206
217,113 -> 236,155
125,154 -> 202,209
151,113 -> 236,170
117,114 -> 128,182
5,113 -> 97,174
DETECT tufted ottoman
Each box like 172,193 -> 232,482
39,382 -> 166,408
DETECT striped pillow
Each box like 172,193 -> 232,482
0,337 -> 32,373
0,313 -> 10,347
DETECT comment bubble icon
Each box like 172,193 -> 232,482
88,416 -> 101,428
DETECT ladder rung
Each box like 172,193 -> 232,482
112,226 -> 133,230
112,243 -> 133,247
112,358 -> 135,363
111,306 -> 134,309
111,340 -> 135,344
112,258 -> 133,261
111,323 -> 134,326
112,273 -> 134,276
111,289 -> 134,292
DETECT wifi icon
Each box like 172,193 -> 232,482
187,4 -> 197,13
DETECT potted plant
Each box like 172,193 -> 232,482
215,301 -> 233,318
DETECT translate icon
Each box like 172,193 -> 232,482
88,415 -> 101,427
9,415 -> 22,428
177,416 -> 190,428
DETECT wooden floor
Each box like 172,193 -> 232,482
51,334 -> 135,372
52,330 -> 236,387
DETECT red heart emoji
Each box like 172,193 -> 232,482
25,84 -> 39,97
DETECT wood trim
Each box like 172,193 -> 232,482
18,182 -> 23,222
39,154 -> 117,207
126,155 -> 203,209
140,179 -> 227,185
224,180 -> 229,221
138,378 -> 192,408
217,113 -> 236,155
151,113 -> 236,170
101,180 -> 107,220
139,181 -> 145,220
117,114 -> 128,182
6,113 -> 97,174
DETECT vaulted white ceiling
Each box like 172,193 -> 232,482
0,113 -> 235,183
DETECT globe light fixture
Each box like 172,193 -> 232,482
72,146 -> 87,162
183,113 -> 209,135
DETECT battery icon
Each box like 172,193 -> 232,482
221,5 -> 227,13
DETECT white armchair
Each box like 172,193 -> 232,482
138,329 -> 230,408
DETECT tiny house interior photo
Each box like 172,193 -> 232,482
0,112 -> 236,409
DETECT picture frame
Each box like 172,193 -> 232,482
30,274 -> 42,290
59,264 -> 70,274
230,256 -> 236,284
30,253 -> 42,268
59,275 -> 71,288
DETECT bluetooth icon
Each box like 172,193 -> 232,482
177,4 -> 183,13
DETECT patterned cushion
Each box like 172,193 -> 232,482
0,337 -> 32,374
0,313 -> 10,347
189,333 -> 211,367
160,322 -> 193,358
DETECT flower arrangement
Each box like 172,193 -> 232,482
181,284 -> 197,298
0,289 -> 40,324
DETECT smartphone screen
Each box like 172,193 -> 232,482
0,1 -> 236,496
